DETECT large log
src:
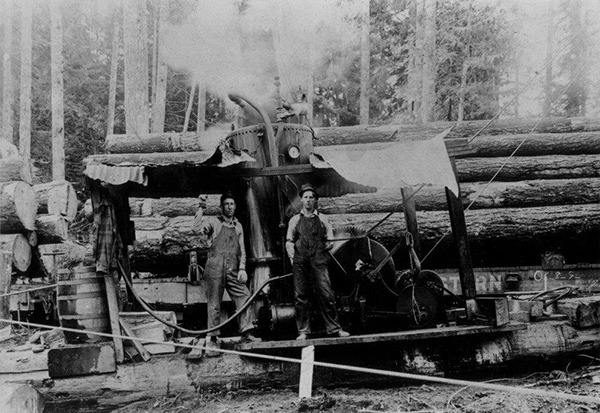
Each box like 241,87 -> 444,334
129,195 -> 221,217
313,117 -> 577,146
0,234 -> 32,272
0,157 -> 34,184
0,181 -> 37,232
128,204 -> 600,272
105,130 -> 225,154
456,154 -> 600,182
34,180 -> 78,220
38,242 -> 89,276
470,131 -> 600,157
318,178 -> 600,213
35,214 -> 68,244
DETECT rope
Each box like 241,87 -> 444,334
0,284 -> 58,298
420,68 -> 588,266
3,317 -> 600,406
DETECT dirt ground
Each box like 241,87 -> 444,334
113,369 -> 600,413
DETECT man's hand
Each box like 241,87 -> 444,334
237,269 -> 248,284
198,194 -> 208,209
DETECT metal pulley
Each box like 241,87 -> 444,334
395,232 -> 446,328
328,226 -> 397,306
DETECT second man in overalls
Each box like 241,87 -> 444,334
286,184 -> 350,340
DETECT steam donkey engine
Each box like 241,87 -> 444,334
221,93 -> 446,338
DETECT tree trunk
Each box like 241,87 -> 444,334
359,0 -> 370,125
123,0 -> 150,136
2,0 -> 14,143
0,234 -> 31,272
457,1 -> 473,123
151,0 -> 168,133
316,178 -> 600,213
34,179 -> 78,220
0,181 -> 37,232
105,131 -> 223,153
107,18 -> 120,136
406,0 -> 422,121
128,203 -> 600,272
420,0 -> 436,123
470,132 -> 600,157
131,216 -> 210,272
0,157 -> 34,184
456,154 -> 600,182
182,84 -> 195,132
313,117 -> 578,146
36,214 -> 69,244
543,0 -> 555,115
0,250 -> 11,327
38,242 -> 89,276
197,85 -> 206,132
129,195 -> 221,217
19,0 -> 33,157
51,0 -> 65,181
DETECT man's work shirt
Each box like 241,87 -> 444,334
286,209 -> 333,261
193,213 -> 247,271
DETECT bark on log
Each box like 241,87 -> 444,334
470,132 -> 600,157
34,180 -> 77,220
0,157 -> 34,184
35,214 -> 68,244
0,251 -> 11,328
0,181 -> 37,232
0,234 -> 32,272
456,154 -> 600,182
313,117 -> 577,146
130,216 -> 210,273
105,130 -> 226,154
556,296 -> 600,328
318,178 -> 600,213
128,203 -> 600,272
129,195 -> 221,217
38,242 -> 88,275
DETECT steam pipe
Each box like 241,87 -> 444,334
228,92 -> 279,167
118,258 -> 292,336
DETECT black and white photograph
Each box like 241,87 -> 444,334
1,0 -> 600,411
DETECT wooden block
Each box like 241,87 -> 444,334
476,297 -> 509,326
145,343 -> 176,355
299,345 -> 315,399
48,342 -> 116,378
509,311 -> 530,323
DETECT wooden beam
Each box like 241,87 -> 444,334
103,273 -> 124,363
119,318 -> 151,362
299,345 -> 315,399
235,323 -> 527,351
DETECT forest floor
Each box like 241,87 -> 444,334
110,368 -> 600,413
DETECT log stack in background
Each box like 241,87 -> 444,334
0,140 -> 80,278
123,117 -> 600,274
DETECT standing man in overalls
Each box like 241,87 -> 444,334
286,184 -> 350,340
193,192 -> 261,356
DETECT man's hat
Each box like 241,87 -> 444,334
299,183 -> 318,199
220,191 -> 236,205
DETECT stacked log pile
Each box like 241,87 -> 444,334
122,117 -> 600,273
0,140 -> 80,279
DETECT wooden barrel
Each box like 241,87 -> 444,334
57,266 -> 110,343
